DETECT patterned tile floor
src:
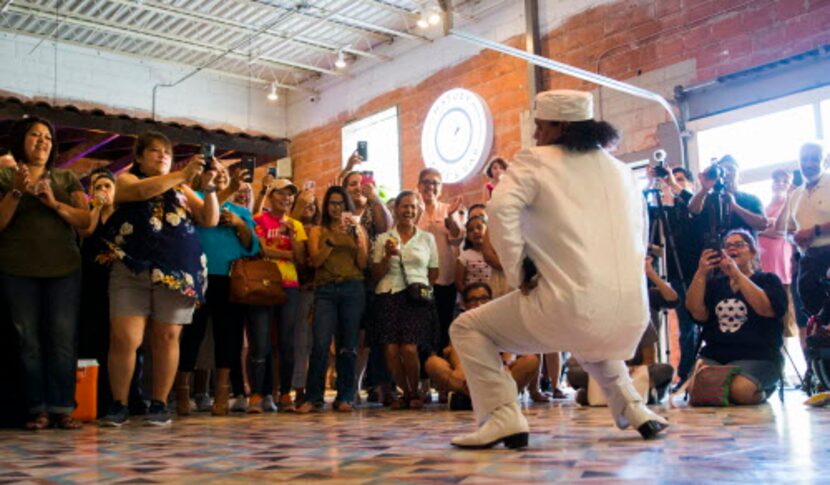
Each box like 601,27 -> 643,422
0,391 -> 827,484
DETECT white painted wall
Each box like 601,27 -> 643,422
0,32 -> 287,137
286,0 -> 618,137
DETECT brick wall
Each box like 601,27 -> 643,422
289,0 -> 830,205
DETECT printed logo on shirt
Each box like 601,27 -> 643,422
715,298 -> 748,333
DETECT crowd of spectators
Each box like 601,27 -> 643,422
0,114 -> 827,430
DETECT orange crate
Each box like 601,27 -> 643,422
71,359 -> 99,422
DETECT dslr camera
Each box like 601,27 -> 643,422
652,149 -> 669,178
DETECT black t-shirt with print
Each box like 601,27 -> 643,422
698,271 -> 786,363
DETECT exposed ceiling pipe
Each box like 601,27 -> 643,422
448,29 -> 686,167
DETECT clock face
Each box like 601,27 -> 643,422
421,88 -> 493,184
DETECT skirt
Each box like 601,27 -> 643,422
370,291 -> 439,352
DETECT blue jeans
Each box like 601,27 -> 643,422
670,278 -> 698,381
247,287 -> 299,396
305,280 -> 365,404
0,270 -> 81,414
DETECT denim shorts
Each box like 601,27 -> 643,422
109,262 -> 196,324
701,357 -> 781,394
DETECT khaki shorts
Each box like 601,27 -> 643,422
109,262 -> 196,324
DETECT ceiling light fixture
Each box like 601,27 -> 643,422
416,15 -> 429,29
334,50 -> 347,69
428,7 -> 442,26
267,82 -> 278,101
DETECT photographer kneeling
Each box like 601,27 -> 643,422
686,230 -> 787,404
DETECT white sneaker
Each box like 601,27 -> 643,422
194,393 -> 212,412
261,394 -> 277,413
451,402 -> 529,449
230,394 -> 248,413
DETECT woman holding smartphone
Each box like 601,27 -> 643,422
297,186 -> 368,413
250,178 -> 307,413
0,117 -> 91,430
686,230 -> 787,404
101,131 -> 219,427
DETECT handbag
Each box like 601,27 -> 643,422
587,365 -> 649,406
398,256 -> 433,305
228,257 -> 287,306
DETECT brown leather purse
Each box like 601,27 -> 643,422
228,258 -> 287,306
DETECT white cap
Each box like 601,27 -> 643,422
533,89 -> 594,122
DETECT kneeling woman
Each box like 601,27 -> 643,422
686,229 -> 787,404
371,191 -> 440,409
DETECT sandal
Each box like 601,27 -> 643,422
53,414 -> 83,430
25,412 -> 50,431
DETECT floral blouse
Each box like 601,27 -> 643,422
101,183 -> 207,302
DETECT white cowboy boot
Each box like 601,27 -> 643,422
580,360 -> 669,440
451,402 -> 529,449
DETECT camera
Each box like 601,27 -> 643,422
704,163 -> 723,182
652,149 -> 669,178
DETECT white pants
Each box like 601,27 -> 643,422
450,289 -> 643,425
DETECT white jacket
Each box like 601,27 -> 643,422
488,145 -> 649,361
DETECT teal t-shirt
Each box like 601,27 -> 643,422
0,167 -> 84,277
195,193 -> 260,276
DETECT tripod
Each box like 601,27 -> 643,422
645,186 -> 687,365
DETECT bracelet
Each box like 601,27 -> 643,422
10,189 -> 23,200
204,185 -> 218,193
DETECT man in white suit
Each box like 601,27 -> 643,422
450,89 -> 668,449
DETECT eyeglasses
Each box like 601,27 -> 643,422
723,241 -> 749,250
464,297 -> 492,304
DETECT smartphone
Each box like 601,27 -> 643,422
793,169 -> 804,187
356,140 -> 368,161
241,155 -> 256,183
303,180 -> 316,190
361,170 -> 374,186
267,166 -> 277,177
201,144 -> 215,169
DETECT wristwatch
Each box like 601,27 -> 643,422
815,224 -> 822,237
204,185 -> 218,193
11,189 -> 23,200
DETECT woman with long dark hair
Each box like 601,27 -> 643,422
0,116 -> 91,430
296,186 -> 368,413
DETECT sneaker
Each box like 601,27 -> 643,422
247,394 -> 264,414
230,394 -> 248,412
277,393 -> 295,412
100,402 -> 130,427
128,399 -> 148,416
194,393 -> 212,412
261,394 -> 277,413
448,392 -> 473,411
144,401 -> 172,426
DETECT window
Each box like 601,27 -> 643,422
341,106 -> 401,199
689,86 -> 830,207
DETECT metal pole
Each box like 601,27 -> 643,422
524,0 -> 543,99
449,29 -> 686,167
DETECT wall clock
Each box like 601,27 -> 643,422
421,88 -> 494,184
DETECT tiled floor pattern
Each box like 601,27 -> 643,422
0,392 -> 827,484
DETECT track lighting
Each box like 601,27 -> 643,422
335,50 -> 347,69
267,82 -> 278,101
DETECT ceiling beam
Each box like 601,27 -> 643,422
7,3 -> 343,76
0,27 -> 316,93
102,0 -> 388,61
